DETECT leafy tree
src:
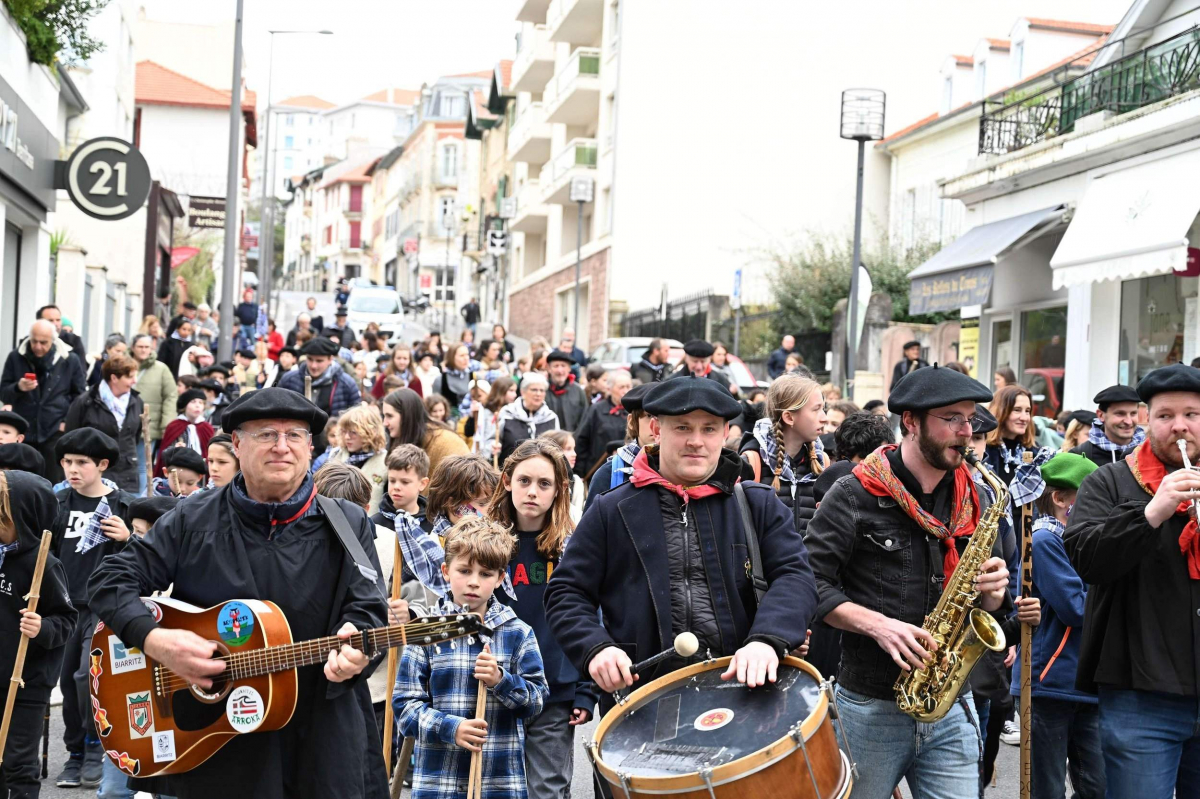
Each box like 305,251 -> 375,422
4,0 -> 109,67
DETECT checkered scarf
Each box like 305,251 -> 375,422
751,418 -> 824,485
76,495 -> 112,554
1008,447 -> 1056,509
378,509 -> 450,599
1088,418 -> 1145,454
1032,514 -> 1066,538
428,512 -> 518,602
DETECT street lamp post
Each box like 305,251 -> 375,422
839,89 -> 885,400
217,0 -> 245,363
258,28 -> 332,320
569,176 -> 594,341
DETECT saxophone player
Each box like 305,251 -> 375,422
805,366 -> 1020,798
1064,364 -> 1200,799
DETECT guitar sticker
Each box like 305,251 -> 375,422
218,601 -> 255,647
89,648 -> 103,693
226,685 -> 265,733
142,599 -> 163,622
152,730 -> 176,763
94,619 -> 105,634
107,635 -> 145,675
693,708 -> 734,731
126,692 -> 153,738
107,750 -> 141,777
91,697 -> 112,738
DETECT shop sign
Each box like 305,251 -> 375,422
58,137 -> 152,221
909,265 -> 994,315
0,74 -> 59,214
187,196 -> 226,230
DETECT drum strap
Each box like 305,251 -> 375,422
734,483 -> 767,607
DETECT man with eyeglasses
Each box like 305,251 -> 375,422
89,388 -> 389,799
804,365 -> 1015,798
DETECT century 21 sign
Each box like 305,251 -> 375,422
54,137 -> 152,221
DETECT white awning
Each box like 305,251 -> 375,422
1050,148 -> 1200,290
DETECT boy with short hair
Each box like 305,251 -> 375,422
374,444 -> 432,532
394,517 -> 548,799
154,447 -> 206,497
52,429 -> 134,788
0,470 -> 77,799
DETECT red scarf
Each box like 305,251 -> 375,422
852,445 -> 980,580
1125,440 -> 1200,580
630,449 -> 724,504
549,374 -> 576,396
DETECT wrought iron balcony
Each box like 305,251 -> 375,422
979,26 -> 1200,155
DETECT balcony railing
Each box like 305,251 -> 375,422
543,47 -> 601,111
980,26 -> 1200,155
538,138 -> 598,186
509,102 -> 546,148
512,24 -> 550,88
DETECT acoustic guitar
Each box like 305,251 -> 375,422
88,596 -> 486,778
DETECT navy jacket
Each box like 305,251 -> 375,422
0,337 -> 86,445
544,453 -> 817,682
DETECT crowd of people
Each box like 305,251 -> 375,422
0,295 -> 1193,799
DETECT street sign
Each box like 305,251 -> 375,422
58,137 -> 151,221
403,237 -> 419,254
440,203 -> 457,233
487,229 -> 508,256
569,176 -> 594,204
730,268 -> 742,310
498,196 -> 517,219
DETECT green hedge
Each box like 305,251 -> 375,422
4,0 -> 109,67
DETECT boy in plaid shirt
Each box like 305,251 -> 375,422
394,517 -> 547,799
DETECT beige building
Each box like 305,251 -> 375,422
466,63 -> 515,328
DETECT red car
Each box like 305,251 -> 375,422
1022,367 -> 1064,418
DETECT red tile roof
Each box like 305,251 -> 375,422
276,94 -> 335,110
361,88 -> 421,105
497,60 -> 514,92
447,69 -> 494,79
320,159 -> 375,189
986,38 -> 1011,50
136,60 -> 256,111
1026,18 -> 1114,35
877,112 -> 942,145
953,54 -> 974,66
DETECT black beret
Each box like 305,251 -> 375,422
236,348 -> 255,360
221,386 -> 328,434
202,364 -> 231,377
1093,384 -> 1140,409
972,404 -> 997,435
546,350 -> 574,364
198,379 -> 223,393
621,383 -> 652,412
335,306 -> 348,317
302,337 -> 340,357
683,339 -> 715,358
0,443 -> 44,475
220,360 -> 235,370
177,389 -> 206,413
55,428 -> 119,465
903,340 -> 922,350
280,347 -> 299,358
643,375 -> 741,420
1137,364 -> 1200,403
127,496 -> 179,525
887,363 -> 992,412
1069,410 -> 1097,428
0,411 -> 28,436
162,446 -> 207,475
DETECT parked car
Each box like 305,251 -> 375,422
723,354 -> 769,394
345,286 -> 404,340
588,337 -> 684,372
1022,367 -> 1064,418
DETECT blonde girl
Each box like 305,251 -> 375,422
330,404 -> 389,513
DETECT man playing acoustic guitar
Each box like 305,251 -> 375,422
89,388 -> 389,799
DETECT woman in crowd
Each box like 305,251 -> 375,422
372,344 -> 423,399
264,319 -> 284,361
492,324 -> 515,363
87,334 -> 127,387
469,377 -> 516,459
985,382 -> 1035,485
1060,413 -> 1094,452
421,331 -> 446,363
65,354 -> 144,492
413,350 -> 440,397
206,432 -> 239,488
248,340 -> 278,389
994,366 -> 1017,391
382,388 -> 468,489
540,429 -> 586,523
156,318 -> 195,378
138,314 -> 164,349
330,404 -> 388,513
424,394 -> 451,424
130,333 -> 177,452
439,343 -> 477,419
710,341 -> 738,393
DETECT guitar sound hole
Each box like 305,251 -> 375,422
171,689 -> 228,732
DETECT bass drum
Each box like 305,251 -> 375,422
588,656 -> 853,799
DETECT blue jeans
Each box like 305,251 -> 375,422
835,686 -> 982,799
1098,687 -> 1200,799
1031,696 -> 1104,799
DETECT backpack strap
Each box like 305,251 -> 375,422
734,483 -> 767,608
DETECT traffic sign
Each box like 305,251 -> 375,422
487,230 -> 508,256
731,268 -> 742,310
569,176 -> 594,204
58,137 -> 151,221
498,197 -> 517,219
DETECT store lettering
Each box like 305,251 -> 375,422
0,101 -> 35,170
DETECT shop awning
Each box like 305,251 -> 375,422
908,205 -> 1067,314
1050,148 -> 1200,290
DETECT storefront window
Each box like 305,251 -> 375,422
991,319 -> 1012,380
1119,274 -> 1200,384
1020,306 -> 1067,417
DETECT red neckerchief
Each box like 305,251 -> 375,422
549,374 -> 576,396
272,485 -> 317,528
1126,440 -> 1200,580
852,444 -> 980,582
630,448 -> 724,505
608,402 -> 626,416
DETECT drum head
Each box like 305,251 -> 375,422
597,662 -> 822,777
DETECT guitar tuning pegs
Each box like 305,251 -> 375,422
433,643 -> 441,654
466,635 -> 476,646
449,640 -> 457,650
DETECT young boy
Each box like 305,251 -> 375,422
0,470 -> 77,799
1014,452 -> 1105,799
52,429 -> 134,789
154,446 -> 206,497
0,410 -> 28,445
374,444 -> 433,532
394,518 -> 548,799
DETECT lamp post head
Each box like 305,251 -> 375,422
840,89 -> 886,142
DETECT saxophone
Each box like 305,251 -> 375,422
894,448 -> 1007,722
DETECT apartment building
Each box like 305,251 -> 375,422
261,94 -> 335,199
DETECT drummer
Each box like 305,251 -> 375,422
545,376 -> 817,697
804,365 -> 1014,798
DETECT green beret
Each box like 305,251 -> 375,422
1041,452 -> 1098,491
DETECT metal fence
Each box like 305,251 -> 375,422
622,290 -> 720,342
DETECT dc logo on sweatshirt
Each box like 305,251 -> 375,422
64,511 -> 93,540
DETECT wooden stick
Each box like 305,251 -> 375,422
0,531 -> 53,767
1019,452 -> 1034,799
304,374 -> 313,402
467,646 -> 489,799
141,408 -> 153,497
382,529 -> 405,776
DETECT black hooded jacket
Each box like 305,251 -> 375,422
0,471 -> 78,702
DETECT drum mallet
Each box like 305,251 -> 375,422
611,633 -> 699,704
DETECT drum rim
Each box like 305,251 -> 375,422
590,656 -> 830,791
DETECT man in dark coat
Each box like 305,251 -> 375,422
629,338 -> 670,385
0,320 -> 86,484
572,369 -> 631,478
669,339 -> 734,393
35,305 -> 87,368
235,287 -> 259,328
889,340 -> 929,391
766,334 -> 795,380
545,377 -> 818,700
323,307 -> 357,349
1064,364 -> 1200,798
89,388 -> 389,799
63,355 -> 144,492
1070,384 -> 1142,467
544,351 -> 588,433
156,318 -> 197,378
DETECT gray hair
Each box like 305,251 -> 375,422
520,371 -> 549,391
131,334 -> 153,348
606,370 -> 631,387
104,333 -> 126,352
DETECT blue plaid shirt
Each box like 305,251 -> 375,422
394,597 -> 547,799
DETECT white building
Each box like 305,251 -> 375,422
258,94 -> 334,200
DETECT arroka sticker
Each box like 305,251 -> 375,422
218,601 -> 255,647
126,691 -> 153,738
226,685 -> 265,733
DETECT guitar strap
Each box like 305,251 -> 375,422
315,495 -> 385,595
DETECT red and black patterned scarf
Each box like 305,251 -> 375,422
853,444 -> 980,580
1125,440 -> 1200,580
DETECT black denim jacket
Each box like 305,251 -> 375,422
805,449 -> 1012,700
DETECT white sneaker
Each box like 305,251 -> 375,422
1000,719 -> 1020,746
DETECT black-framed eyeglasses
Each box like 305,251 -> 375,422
926,412 -> 978,432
